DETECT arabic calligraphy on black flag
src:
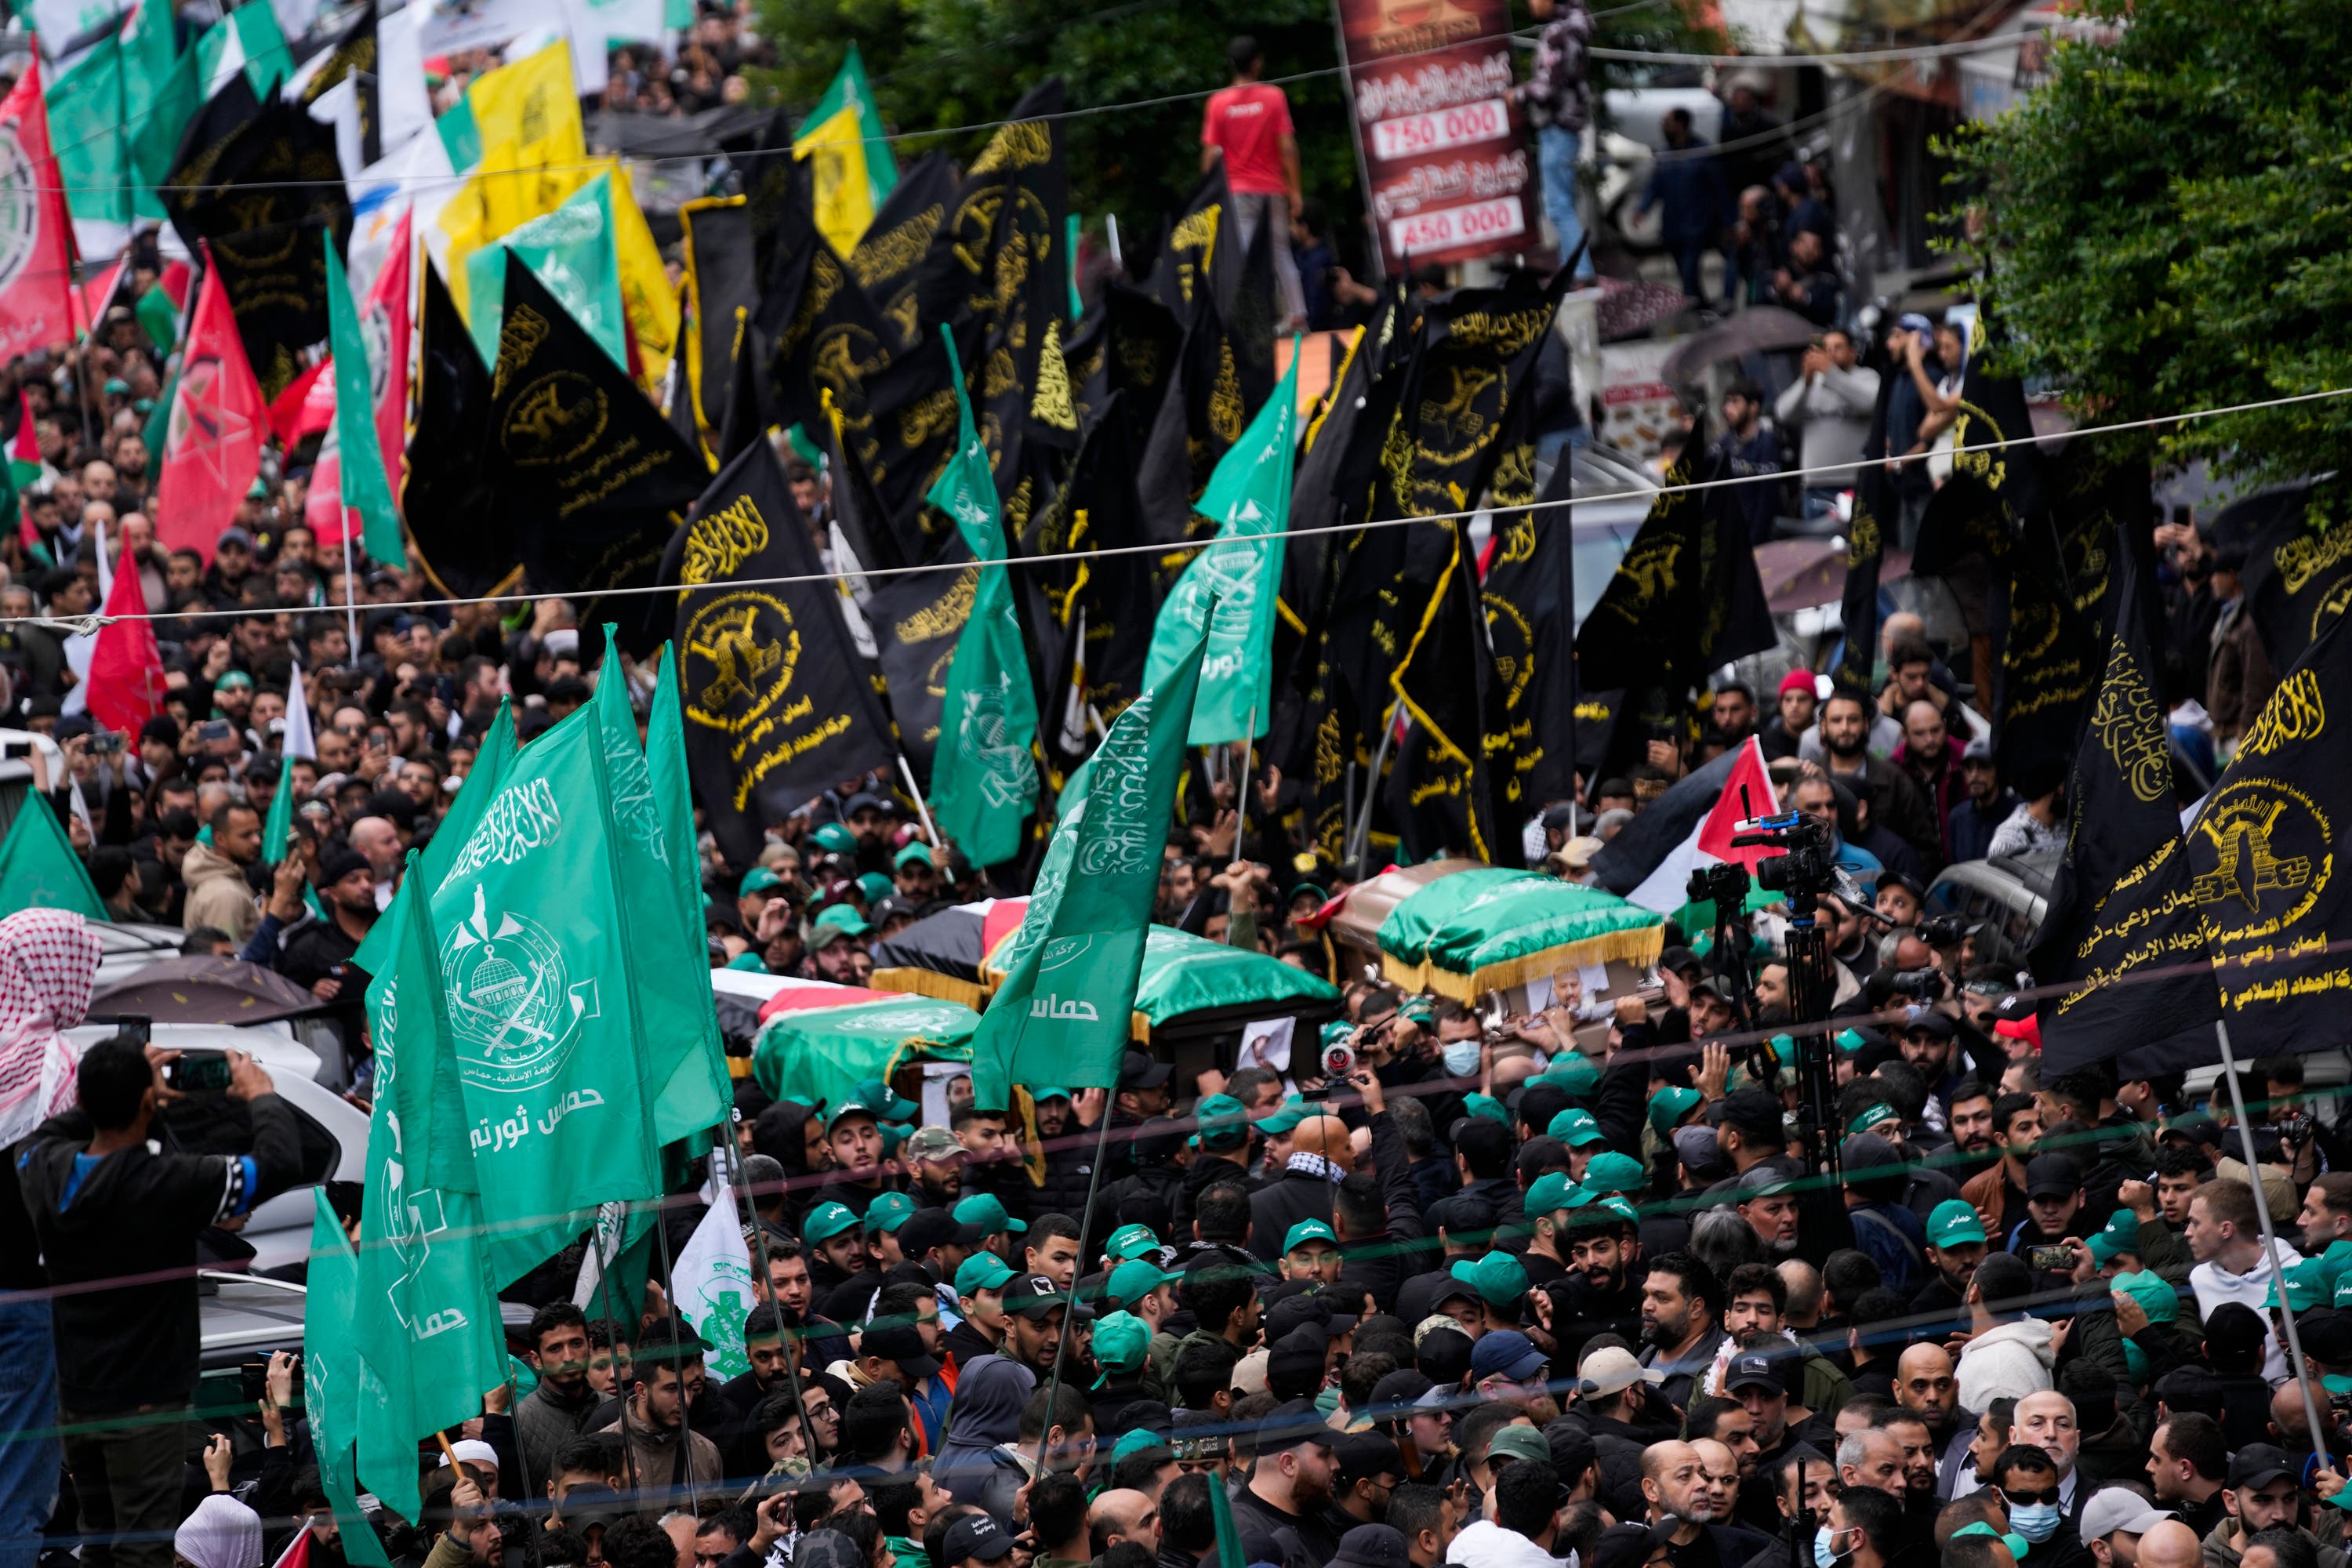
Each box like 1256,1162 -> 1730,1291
1994,443 -> 2134,784
2232,482 -> 2352,673
1479,451 -> 1581,808
2030,528 -> 2219,1076
849,154 -> 956,354
867,546 -> 976,788
1385,522 -> 1507,862
1573,434 -> 1775,696
2181,600 -> 2352,1063
486,256 -> 705,656
680,195 -> 757,460
406,260 -> 517,598
659,436 -> 900,866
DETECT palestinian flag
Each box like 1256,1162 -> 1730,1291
869,900 -> 1033,1007
136,260 -> 191,353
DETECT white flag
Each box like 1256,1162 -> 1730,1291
285,660 -> 316,762
670,1199 -> 754,1379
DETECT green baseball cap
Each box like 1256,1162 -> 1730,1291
803,1201 -> 860,1245
1032,1087 -> 1072,1103
2265,1255 -> 2332,1312
1464,1093 -> 1511,1127
1524,1171 -> 1578,1219
857,872 -> 895,905
954,1192 -> 1026,1234
1319,1020 -> 1356,1050
811,822 -> 858,855
1190,1093 -> 1250,1151
824,1097 -> 880,1132
1648,1087 -> 1702,1142
955,1251 -> 1016,1295
1096,1316 -> 1154,1377
864,1192 -> 917,1234
1284,1218 -> 1340,1254
2085,1210 -> 2141,1266
739,866 -> 785,897
725,950 -> 768,971
213,669 -> 254,690
1925,1200 -> 1987,1250
1548,1108 -> 1609,1149
1107,1258 -> 1179,1308
1579,1151 -> 1646,1195
2321,1238 -> 2352,1289
877,1122 -> 911,1157
1541,1052 -> 1601,1094
855,1078 -> 920,1122
1258,1097 -> 1312,1135
1449,1250 -> 1530,1306
2111,1269 -> 2179,1326
894,842 -> 936,870
1846,1102 -> 1901,1138
1109,1423 -> 1167,1461
815,903 -> 873,937
1398,995 -> 1436,1025
1105,1223 -> 1163,1262
1951,1524 -> 2030,1563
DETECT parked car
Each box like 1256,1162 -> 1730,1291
1923,848 -> 2058,953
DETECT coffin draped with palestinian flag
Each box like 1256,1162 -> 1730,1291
868,898 -> 1036,1008
1373,866 -> 1665,1003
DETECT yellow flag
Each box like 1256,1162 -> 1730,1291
444,41 -> 588,318
798,105 -> 875,259
602,158 -> 680,392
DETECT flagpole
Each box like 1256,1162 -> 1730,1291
1034,1100 -> 1118,1476
1234,706 -> 1258,864
589,1205 -> 645,1501
341,512 -> 360,664
648,1198 -> 702,1517
1349,701 -> 1404,866
897,753 -> 942,848
2213,1018 -> 2331,1460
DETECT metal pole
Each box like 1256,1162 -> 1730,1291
1105,215 -> 1123,274
590,1203 -> 644,1501
898,752 -> 942,848
2214,1018 -> 2331,1464
341,517 -> 360,667
1235,705 -> 1258,862
649,1197 -> 702,1516
1034,1105 -> 1119,1473
1349,700 -> 1404,866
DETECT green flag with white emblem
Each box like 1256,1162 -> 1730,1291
353,699 -> 517,976
0,797 -> 106,920
354,870 -> 504,1524
299,1192 -> 396,1568
424,706 -> 661,1282
971,619 -> 1211,1110
596,637 -> 728,1145
928,325 -> 1040,867
1142,348 -> 1298,744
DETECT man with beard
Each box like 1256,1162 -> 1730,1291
1814,691 -> 1941,871
1643,1439 -> 1769,1568
716,1304 -> 800,1475
271,846 -> 378,1058
1871,1407 -> 1942,1543
1945,1081 -> 2001,1187
1745,1444 -> 1835,1568
516,1305 -> 604,1497
750,1239 -> 851,1370
998,1274 -> 1086,1377
1736,1167 -> 1803,1257
1554,1199 -> 1646,1362
1914,1201 -> 1990,1320
1959,1094 -> 2044,1243
1688,1397 -> 1773,1532
1639,1253 -> 1724,1410
1897,1012 -> 1972,1122
1948,739 -> 2022,863
905,1126 -> 967,1208
1227,1399 -> 1341,1568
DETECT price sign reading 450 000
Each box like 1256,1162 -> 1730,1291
1369,98 -> 1510,162
1388,197 -> 1526,259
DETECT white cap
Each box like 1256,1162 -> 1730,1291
2079,1490 -> 2174,1542
435,1438 -> 500,1471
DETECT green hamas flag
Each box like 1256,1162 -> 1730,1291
354,873 -> 504,1525
352,699 -> 516,975
1142,347 -> 1298,745
326,232 -> 401,565
299,1192 -> 396,1568
424,707 -> 662,1283
594,634 -> 729,1146
971,619 -> 1211,1110
928,325 -> 1040,868
466,173 -> 628,375
0,798 -> 106,920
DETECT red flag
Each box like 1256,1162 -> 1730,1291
266,358 -> 331,447
83,544 -> 164,735
364,212 -> 412,506
154,258 -> 266,564
0,60 -> 78,364
77,253 -> 129,339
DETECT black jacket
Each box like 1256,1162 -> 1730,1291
20,1095 -> 303,1411
1249,1166 -> 1343,1262
1034,1136 -> 1100,1228
1334,1110 -> 1432,1310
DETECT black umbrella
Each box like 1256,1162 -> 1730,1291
89,958 -> 321,1025
1659,305 -> 1822,383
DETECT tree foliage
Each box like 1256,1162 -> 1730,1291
1946,0 -> 2352,488
753,0 -> 1722,273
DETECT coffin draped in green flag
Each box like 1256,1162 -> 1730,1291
352,699 -> 515,975
595,638 -> 729,1145
0,797 -> 106,920
1142,347 -> 1298,744
928,326 -> 1040,867
326,231 -> 402,564
353,869 -> 504,1525
971,620 -> 1212,1109
299,1192 -> 396,1568
423,705 -> 662,1283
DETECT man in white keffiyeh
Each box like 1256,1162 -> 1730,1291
0,906 -> 103,1148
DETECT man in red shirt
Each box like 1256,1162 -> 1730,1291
1200,35 -> 1307,332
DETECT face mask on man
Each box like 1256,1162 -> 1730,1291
1813,1525 -> 1857,1568
2009,1502 -> 2061,1544
1441,1040 -> 1483,1077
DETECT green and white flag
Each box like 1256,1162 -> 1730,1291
424,706 -> 661,1283
464,173 -> 628,375
927,326 -> 1040,868
0,796 -> 106,920
352,699 -> 515,975
354,874 -> 504,1525
596,638 -> 728,1146
971,619 -> 1211,1109
669,1194 -> 755,1380
326,233 -> 403,565
1142,348 -> 1298,744
299,1192 -> 396,1568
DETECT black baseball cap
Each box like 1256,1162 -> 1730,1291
2024,1153 -> 2082,1200
1716,1087 -> 1784,1142
1003,1272 -> 1090,1320
1118,1048 -> 1173,1091
1723,1352 -> 1783,1395
942,1515 -> 1018,1563
860,1323 -> 942,1378
1333,1431 -> 1404,1485
2228,1443 -> 2296,1490
1260,1396 -> 1337,1451
896,1207 -> 962,1260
